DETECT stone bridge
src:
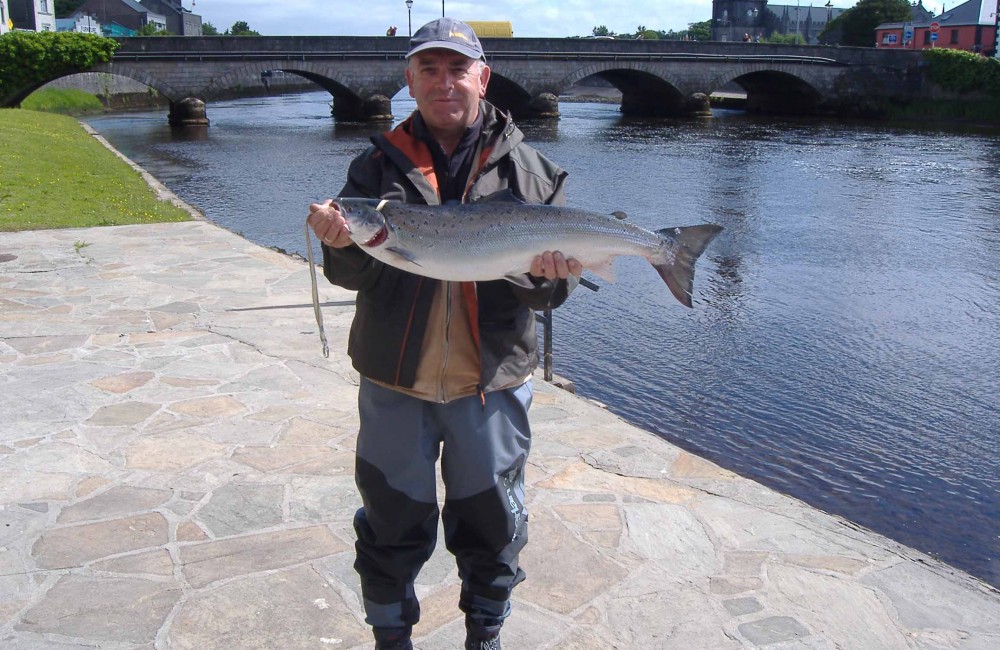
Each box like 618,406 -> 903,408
7,36 -> 931,124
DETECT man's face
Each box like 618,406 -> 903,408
406,49 -> 490,137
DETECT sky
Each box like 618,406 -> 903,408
184,0 -> 883,39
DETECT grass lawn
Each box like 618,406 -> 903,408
0,108 -> 191,231
20,88 -> 106,115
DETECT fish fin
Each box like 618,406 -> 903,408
652,225 -> 723,308
475,189 -> 525,204
586,259 -> 617,283
611,211 -> 628,220
386,246 -> 421,266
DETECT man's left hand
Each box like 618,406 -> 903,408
530,251 -> 583,280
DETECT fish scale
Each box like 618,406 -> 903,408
335,196 -> 722,308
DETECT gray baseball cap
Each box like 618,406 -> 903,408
406,18 -> 485,61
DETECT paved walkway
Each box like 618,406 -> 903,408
1,219 -> 997,650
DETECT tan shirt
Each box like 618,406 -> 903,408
370,281 -> 481,403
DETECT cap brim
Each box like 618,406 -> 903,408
406,41 -> 484,60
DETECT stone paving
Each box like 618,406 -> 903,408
1,220 -> 998,650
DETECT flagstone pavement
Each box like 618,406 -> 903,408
1,220 -> 997,649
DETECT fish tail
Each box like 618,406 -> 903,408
652,225 -> 723,308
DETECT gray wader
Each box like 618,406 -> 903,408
354,377 -> 532,633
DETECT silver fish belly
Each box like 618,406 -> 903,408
335,197 -> 722,308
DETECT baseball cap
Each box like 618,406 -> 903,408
406,17 -> 485,61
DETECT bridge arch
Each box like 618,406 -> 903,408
710,64 -> 827,114
196,60 -> 403,121
559,62 -> 699,117
480,65 -> 545,119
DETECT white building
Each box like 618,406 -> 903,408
1,0 -> 11,35
56,13 -> 103,34
7,0 -> 56,32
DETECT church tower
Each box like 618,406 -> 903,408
711,0 -> 767,41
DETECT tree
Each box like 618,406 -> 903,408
764,32 -> 807,44
201,22 -> 220,36
226,21 -> 261,36
138,23 -> 171,36
837,0 -> 912,47
633,25 -> 659,40
592,25 -> 615,37
0,32 -> 118,102
687,20 -> 711,42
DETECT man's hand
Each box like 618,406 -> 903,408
307,200 -> 353,248
530,251 -> 583,281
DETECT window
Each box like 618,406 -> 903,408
40,0 -> 48,13
923,31 -> 931,45
950,29 -> 959,44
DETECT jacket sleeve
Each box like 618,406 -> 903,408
321,151 -> 389,292
507,164 -> 579,310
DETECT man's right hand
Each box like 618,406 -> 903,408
308,200 -> 353,248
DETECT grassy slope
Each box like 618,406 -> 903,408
0,109 -> 191,231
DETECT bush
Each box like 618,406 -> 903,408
763,33 -> 807,45
923,48 -> 1000,96
0,31 -> 118,102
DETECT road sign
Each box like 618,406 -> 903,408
930,32 -> 939,41
929,22 -> 941,33
888,34 -> 898,44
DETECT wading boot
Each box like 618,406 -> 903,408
465,621 -> 502,650
373,626 -> 413,650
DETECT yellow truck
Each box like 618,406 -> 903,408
464,21 -> 513,38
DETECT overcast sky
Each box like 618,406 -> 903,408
186,0 -> 879,39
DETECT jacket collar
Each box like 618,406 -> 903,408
372,101 -> 522,204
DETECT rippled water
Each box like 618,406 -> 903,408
85,92 -> 1000,586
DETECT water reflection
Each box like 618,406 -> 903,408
169,126 -> 209,142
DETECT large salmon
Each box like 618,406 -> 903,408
333,193 -> 722,308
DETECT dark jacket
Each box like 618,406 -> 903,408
322,102 -> 576,395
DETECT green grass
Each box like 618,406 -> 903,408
0,109 -> 192,231
21,88 -> 106,115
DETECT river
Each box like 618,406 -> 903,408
84,91 -> 1000,588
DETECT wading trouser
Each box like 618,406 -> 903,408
354,377 -> 532,632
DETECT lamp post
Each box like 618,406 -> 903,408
747,7 -> 758,40
442,1 -> 445,18
405,0 -> 413,37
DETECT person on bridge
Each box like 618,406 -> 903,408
307,17 -> 581,650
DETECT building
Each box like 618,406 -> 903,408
139,0 -> 201,36
712,0 -> 768,41
1,0 -> 11,35
875,0 -> 998,55
711,1 -> 847,43
77,0 -> 166,34
768,3 -> 848,44
8,0 -> 56,32
56,13 -> 102,34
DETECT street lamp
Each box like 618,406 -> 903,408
405,0 -> 413,37
442,1 -> 445,18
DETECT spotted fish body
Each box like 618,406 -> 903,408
333,195 -> 722,307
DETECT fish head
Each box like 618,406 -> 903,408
333,198 -> 390,248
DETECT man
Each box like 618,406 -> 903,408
307,17 -> 581,650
